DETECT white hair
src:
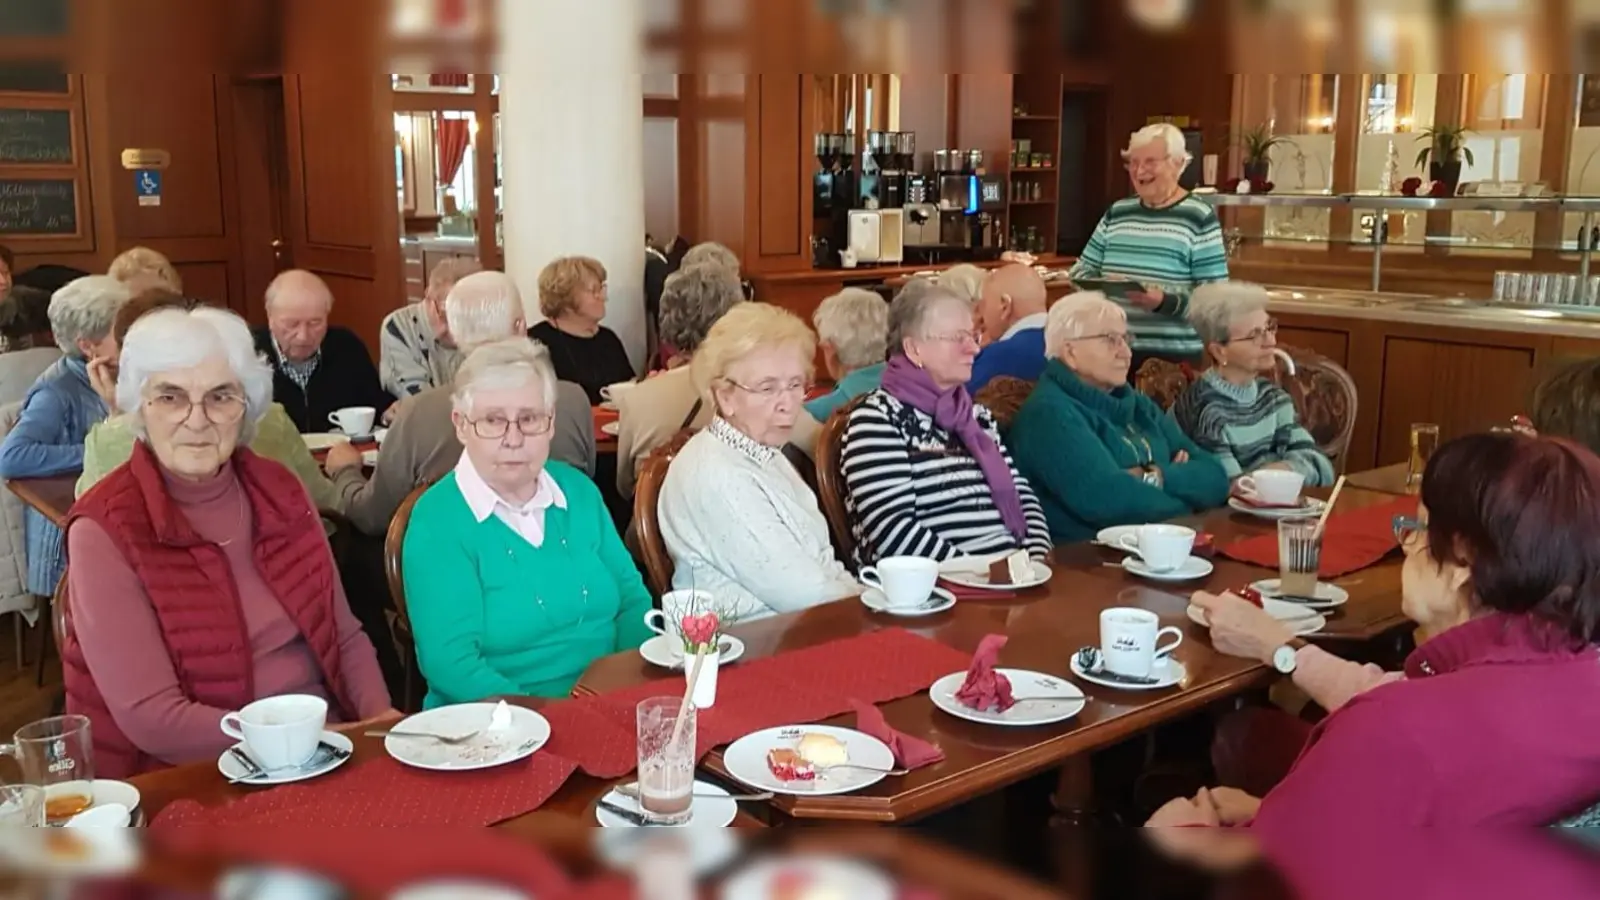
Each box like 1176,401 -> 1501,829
1187,281 -> 1269,346
263,269 -> 334,314
1045,291 -> 1127,358
451,337 -> 557,416
445,271 -> 524,350
1122,123 -> 1191,165
813,287 -> 889,372
117,306 -> 274,443
681,241 -> 740,273
935,264 -> 987,304
48,275 -> 130,358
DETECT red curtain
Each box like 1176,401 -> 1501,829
435,116 -> 471,188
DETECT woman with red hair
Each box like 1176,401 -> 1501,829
1152,432 -> 1600,831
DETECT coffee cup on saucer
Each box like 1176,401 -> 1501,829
1236,469 -> 1305,506
1116,524 -> 1195,573
328,406 -> 376,437
858,556 -> 938,609
220,695 -> 328,771
1099,608 -> 1184,678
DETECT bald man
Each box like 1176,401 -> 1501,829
252,269 -> 395,433
969,263 -> 1050,391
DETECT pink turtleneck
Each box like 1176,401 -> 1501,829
68,464 -> 390,768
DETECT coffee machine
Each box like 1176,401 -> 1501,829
811,133 -> 856,267
858,131 -> 916,210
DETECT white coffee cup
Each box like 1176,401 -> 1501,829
858,556 -> 938,609
644,589 -> 716,642
1099,608 -> 1184,678
328,406 -> 376,436
220,694 -> 328,771
1236,469 -> 1305,506
1116,524 -> 1195,573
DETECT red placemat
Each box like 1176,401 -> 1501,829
593,405 -> 620,442
1218,495 -> 1418,578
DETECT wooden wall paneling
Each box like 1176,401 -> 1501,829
955,74 -> 1012,176
228,77 -> 289,324
1276,325 -> 1350,368
744,75 -> 810,275
896,73 -> 951,168
1374,335 -> 1541,465
473,77 -> 501,271
690,76 -> 746,258
105,73 -> 226,242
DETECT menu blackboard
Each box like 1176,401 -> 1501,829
0,108 -> 71,164
0,179 -> 76,235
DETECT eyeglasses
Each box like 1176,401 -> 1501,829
728,378 -> 811,400
1125,157 -> 1168,171
144,388 -> 248,425
1224,319 -> 1279,345
1392,514 -> 1426,549
924,330 -> 982,347
467,412 -> 554,439
1068,332 -> 1132,350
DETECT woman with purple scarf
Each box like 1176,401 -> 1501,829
839,280 -> 1052,566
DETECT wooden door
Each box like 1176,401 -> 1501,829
229,77 -> 291,326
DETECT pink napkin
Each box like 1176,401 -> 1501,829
954,634 -> 1015,713
851,699 -> 944,769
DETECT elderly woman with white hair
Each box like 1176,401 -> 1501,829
1170,282 -> 1334,488
378,256 -> 483,399
1009,292 -> 1228,542
0,275 -> 130,596
1068,123 -> 1228,368
789,284 -> 888,458
62,306 -> 394,777
840,282 -> 1051,565
660,304 -> 860,620
402,338 -> 652,706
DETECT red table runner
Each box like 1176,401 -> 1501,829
1219,495 -> 1418,578
154,628 -> 969,828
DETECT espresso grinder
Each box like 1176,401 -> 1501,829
811,133 -> 856,267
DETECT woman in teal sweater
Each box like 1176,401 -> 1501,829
1010,293 -> 1229,542
403,338 -> 653,707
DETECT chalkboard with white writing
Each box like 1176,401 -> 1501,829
0,108 -> 72,164
0,179 -> 76,235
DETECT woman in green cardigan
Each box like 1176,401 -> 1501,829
402,337 -> 653,707
1009,292 -> 1229,542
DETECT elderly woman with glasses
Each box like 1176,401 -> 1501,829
62,307 -> 394,777
839,280 -> 1051,565
1009,292 -> 1228,542
660,304 -> 860,620
1169,282 -> 1333,490
1069,123 -> 1228,367
1157,432 -> 1600,831
529,255 -> 635,405
791,287 -> 889,457
403,338 -> 652,706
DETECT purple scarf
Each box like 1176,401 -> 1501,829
879,355 -> 1030,541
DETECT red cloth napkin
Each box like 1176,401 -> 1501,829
1219,495 -> 1419,578
937,578 -> 1017,600
954,634 -> 1014,713
852,699 -> 944,768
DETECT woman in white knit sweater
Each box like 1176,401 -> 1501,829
657,303 -> 860,620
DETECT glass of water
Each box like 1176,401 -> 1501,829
0,784 -> 45,826
1277,518 -> 1323,599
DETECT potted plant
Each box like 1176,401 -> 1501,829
1414,125 -> 1475,192
1236,124 -> 1294,182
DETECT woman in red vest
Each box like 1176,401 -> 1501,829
64,306 -> 395,778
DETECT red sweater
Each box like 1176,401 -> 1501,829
1253,612 -> 1600,834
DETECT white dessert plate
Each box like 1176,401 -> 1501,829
301,433 -> 344,452
930,668 -> 1086,726
722,725 -> 894,797
1248,579 -> 1349,610
1227,496 -> 1327,520
937,553 -> 1052,591
1188,598 -> 1326,636
384,702 -> 550,772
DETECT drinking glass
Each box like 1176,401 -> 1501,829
1588,276 -> 1600,307
0,784 -> 45,826
1492,271 -> 1511,301
1514,272 -> 1536,303
635,697 -> 695,826
1530,273 -> 1552,305
2,715 -> 94,824
1277,518 -> 1323,599
1407,422 -> 1441,488
1563,274 -> 1582,305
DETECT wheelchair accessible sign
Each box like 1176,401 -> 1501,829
135,169 -> 161,207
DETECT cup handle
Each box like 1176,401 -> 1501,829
642,609 -> 668,636
858,566 -> 882,590
327,411 -> 343,429
1116,535 -> 1143,558
1234,476 -> 1258,499
1153,626 -> 1184,660
220,712 -> 246,742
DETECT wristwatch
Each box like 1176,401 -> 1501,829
1272,637 -> 1310,674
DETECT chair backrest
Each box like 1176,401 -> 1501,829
973,375 -> 1037,433
52,571 -> 68,659
0,347 -> 61,407
634,429 -> 697,597
1133,358 -> 1196,411
383,484 -> 430,638
814,397 -> 862,565
1272,346 -> 1359,472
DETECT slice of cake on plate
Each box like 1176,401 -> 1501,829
987,549 -> 1032,585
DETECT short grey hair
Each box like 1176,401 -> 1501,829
446,271 -> 523,350
117,306 -> 274,443
935,264 -> 987,304
1187,281 -> 1269,346
426,257 -> 484,303
1045,291 -> 1126,357
1122,123 -> 1191,165
887,282 -> 970,357
49,275 -> 130,358
681,241 -> 740,274
812,287 -> 889,371
452,337 -> 557,416
659,263 -> 743,354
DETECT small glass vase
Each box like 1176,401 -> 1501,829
687,647 -> 720,709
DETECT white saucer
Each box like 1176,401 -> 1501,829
860,586 -> 955,617
217,731 -> 353,785
929,668 -> 1085,726
600,421 -> 621,436
1122,555 -> 1213,582
595,779 -> 738,828
1095,525 -> 1140,548
1069,655 -> 1187,691
1228,496 -> 1327,520
1188,598 -> 1326,636
1249,578 -> 1349,610
52,780 -> 140,819
333,429 -> 375,443
639,634 -> 746,669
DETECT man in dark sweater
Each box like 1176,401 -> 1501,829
252,269 -> 395,433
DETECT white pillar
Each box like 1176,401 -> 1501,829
498,0 -> 647,369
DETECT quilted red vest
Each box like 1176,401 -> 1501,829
61,442 -> 355,778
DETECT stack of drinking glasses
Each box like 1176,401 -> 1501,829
1492,271 -> 1600,307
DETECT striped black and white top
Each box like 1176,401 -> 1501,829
840,390 -> 1052,567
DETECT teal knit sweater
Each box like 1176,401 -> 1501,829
1009,360 -> 1231,542
401,462 -> 655,707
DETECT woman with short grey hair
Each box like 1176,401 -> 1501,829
807,287 -> 889,423
62,305 -> 394,776
1171,281 -> 1333,487
935,264 -> 987,306
0,275 -> 131,595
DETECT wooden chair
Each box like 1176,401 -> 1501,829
1133,358 -> 1196,411
1273,346 -> 1359,473
814,398 -> 863,565
383,485 -> 430,712
973,375 -> 1037,433
633,429 -> 697,598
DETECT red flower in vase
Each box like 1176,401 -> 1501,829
1400,176 -> 1423,197
681,612 -> 720,650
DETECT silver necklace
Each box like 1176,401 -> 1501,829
215,490 -> 249,547
507,529 -> 589,626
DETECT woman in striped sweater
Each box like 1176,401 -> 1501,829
839,281 -> 1051,567
1170,282 -> 1333,488
1069,123 -> 1229,368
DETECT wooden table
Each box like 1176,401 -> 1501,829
1343,462 -> 1414,496
6,473 -> 78,527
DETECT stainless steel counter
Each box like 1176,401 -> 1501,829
1260,286 -> 1600,339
